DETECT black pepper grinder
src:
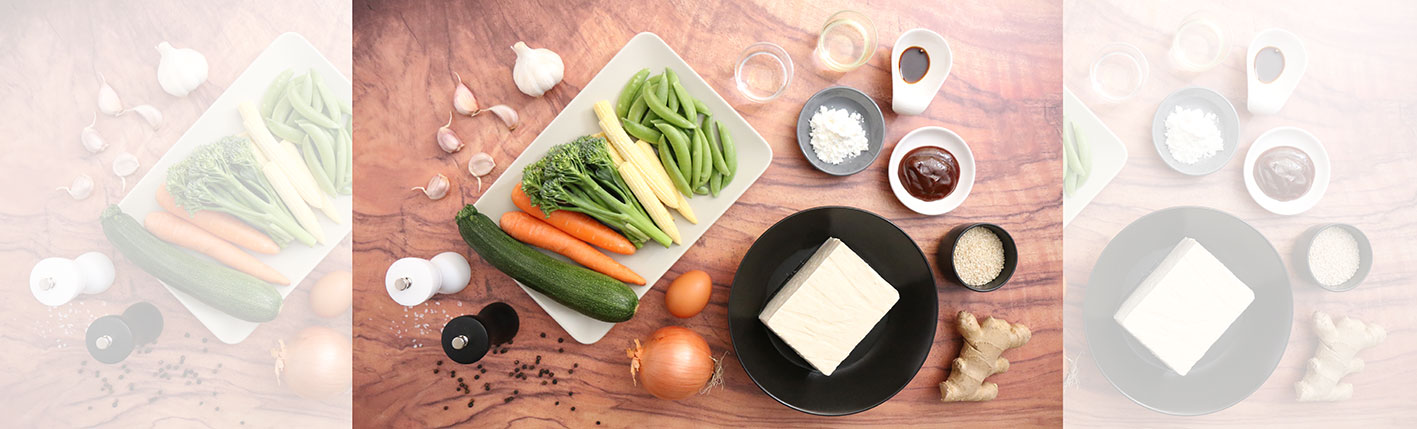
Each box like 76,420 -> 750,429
441,302 -> 518,364
86,302 -> 163,364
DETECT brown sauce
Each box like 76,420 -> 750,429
1255,46 -> 1285,83
899,146 -> 960,201
1254,146 -> 1313,201
900,46 -> 929,83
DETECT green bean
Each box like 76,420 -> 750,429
665,84 -> 679,112
617,68 -> 651,118
709,172 -> 723,197
658,136 -> 692,196
692,99 -> 710,116
286,83 -> 341,129
300,135 -> 337,196
340,126 -> 353,194
698,127 -> 713,188
690,126 -> 705,188
271,96 -> 294,123
265,118 -> 306,143
334,124 -> 350,190
670,81 -> 696,122
626,95 -> 648,123
297,74 -> 314,104
708,118 -> 729,175
654,123 -> 693,179
261,69 -> 294,118
621,118 -> 661,142
308,79 -> 324,113
655,72 -> 670,107
297,122 -> 337,184
641,78 -> 695,129
313,71 -> 343,124
716,119 -> 738,177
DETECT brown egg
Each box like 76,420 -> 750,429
309,270 -> 352,318
665,270 -> 712,318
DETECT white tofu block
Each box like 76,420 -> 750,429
1114,237 -> 1255,376
759,238 -> 900,376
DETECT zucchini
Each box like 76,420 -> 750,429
100,205 -> 283,322
456,205 -> 638,323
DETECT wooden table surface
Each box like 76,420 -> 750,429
0,1 -> 353,427
352,0 -> 1061,427
1062,0 -> 1417,426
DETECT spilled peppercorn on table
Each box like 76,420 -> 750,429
352,0 -> 1063,426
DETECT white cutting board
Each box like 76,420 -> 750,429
472,32 -> 774,344
117,32 -> 352,344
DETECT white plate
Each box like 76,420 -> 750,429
1063,87 -> 1130,227
1243,126 -> 1329,215
117,33 -> 352,344
472,32 -> 773,344
887,126 -> 974,215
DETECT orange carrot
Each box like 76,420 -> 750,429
157,185 -> 279,255
144,211 -> 290,285
512,184 -> 636,255
499,211 -> 645,285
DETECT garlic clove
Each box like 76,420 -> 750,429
437,111 -> 464,153
156,42 -> 208,97
126,104 -> 163,129
511,41 -> 564,97
412,173 -> 450,200
81,112 -> 108,154
452,71 -> 479,116
468,152 -> 495,192
98,73 -> 124,116
113,152 -> 140,191
483,104 -> 519,131
57,174 -> 94,200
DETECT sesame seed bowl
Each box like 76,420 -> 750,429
1294,223 -> 1373,292
939,223 -> 1018,292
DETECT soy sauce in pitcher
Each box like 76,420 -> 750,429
900,46 -> 930,83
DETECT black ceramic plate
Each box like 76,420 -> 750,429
795,86 -> 886,176
1085,206 -> 1292,415
728,206 -> 936,416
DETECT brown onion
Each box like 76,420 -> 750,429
273,326 -> 352,400
627,326 -> 722,400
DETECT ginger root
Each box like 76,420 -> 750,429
1296,311 -> 1385,401
940,311 -> 1031,402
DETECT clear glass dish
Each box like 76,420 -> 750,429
1170,14 -> 1227,72
1090,43 -> 1149,103
816,10 -> 877,72
735,42 -> 794,103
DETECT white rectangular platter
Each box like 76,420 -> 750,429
118,32 -> 352,344
1063,87 -> 1128,227
473,32 -> 773,344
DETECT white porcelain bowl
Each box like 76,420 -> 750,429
1243,126 -> 1329,215
888,126 -> 974,215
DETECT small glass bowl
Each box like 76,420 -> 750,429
1170,14 -> 1227,72
1090,43 -> 1149,103
816,10 -> 877,72
735,42 -> 794,103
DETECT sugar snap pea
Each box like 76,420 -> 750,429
261,69 -> 294,118
708,118 -> 729,175
308,80 -> 324,113
340,126 -> 353,194
617,68 -> 650,118
716,120 -> 737,178
333,124 -> 350,190
692,99 -> 710,116
642,80 -> 695,129
709,172 -> 723,197
690,126 -> 706,188
627,95 -> 648,123
621,118 -> 661,142
297,122 -> 337,183
312,71 -> 343,124
265,118 -> 306,143
271,96 -> 294,124
698,127 -> 713,188
300,135 -> 337,196
286,84 -> 341,129
671,81 -> 696,123
654,123 -> 693,181
658,136 -> 692,196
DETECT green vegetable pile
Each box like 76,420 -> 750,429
166,136 -> 316,247
522,136 -> 672,248
259,69 -> 353,196
1064,120 -> 1092,197
616,67 -> 738,198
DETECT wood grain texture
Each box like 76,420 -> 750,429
1062,0 -> 1417,426
0,1 -> 352,427
352,0 -> 1061,427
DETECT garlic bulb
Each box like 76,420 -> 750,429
81,112 -> 108,153
413,173 -> 450,200
58,174 -> 94,200
156,42 -> 208,97
97,73 -> 123,116
511,41 -> 563,97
